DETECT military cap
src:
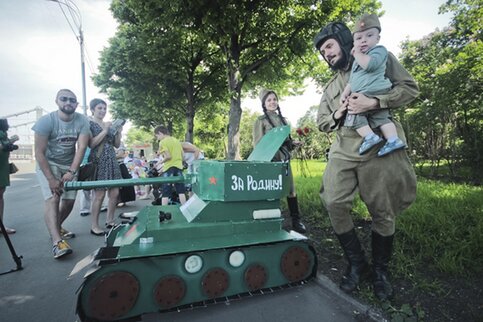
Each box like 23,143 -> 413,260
354,13 -> 381,33
259,89 -> 277,103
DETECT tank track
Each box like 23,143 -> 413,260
77,240 -> 317,322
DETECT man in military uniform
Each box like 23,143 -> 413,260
313,17 -> 418,300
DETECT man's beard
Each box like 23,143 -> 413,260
60,105 -> 76,115
329,52 -> 349,71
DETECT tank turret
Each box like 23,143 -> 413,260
65,126 -> 317,322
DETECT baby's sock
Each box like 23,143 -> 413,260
365,133 -> 380,141
387,136 -> 398,143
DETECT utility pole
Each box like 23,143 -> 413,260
79,28 -> 87,115
47,0 -> 87,115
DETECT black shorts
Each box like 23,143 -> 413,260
161,167 -> 186,197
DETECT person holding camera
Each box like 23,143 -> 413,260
33,89 -> 90,259
0,119 -> 19,234
88,98 -> 123,235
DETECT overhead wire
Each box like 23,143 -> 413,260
83,43 -> 96,74
54,1 -> 97,76
56,1 -> 79,39
65,0 -> 82,27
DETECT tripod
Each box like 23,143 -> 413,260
0,217 -> 23,275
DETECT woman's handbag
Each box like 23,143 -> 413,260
78,140 -> 105,181
78,162 -> 97,181
9,162 -> 18,174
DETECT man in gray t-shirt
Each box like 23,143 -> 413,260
32,89 -> 90,259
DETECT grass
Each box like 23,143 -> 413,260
286,159 -> 483,320
396,179 -> 483,275
288,159 -> 483,277
414,161 -> 479,184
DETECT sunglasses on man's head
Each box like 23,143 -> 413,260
59,96 -> 77,104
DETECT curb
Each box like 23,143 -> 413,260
314,273 -> 387,322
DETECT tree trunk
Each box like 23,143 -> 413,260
185,101 -> 195,144
185,110 -> 194,143
224,35 -> 243,160
185,74 -> 195,143
227,92 -> 242,160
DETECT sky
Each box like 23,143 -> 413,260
0,0 -> 452,143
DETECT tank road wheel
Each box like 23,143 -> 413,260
244,264 -> 267,291
88,271 -> 140,321
201,268 -> 229,298
154,275 -> 186,309
281,246 -> 311,282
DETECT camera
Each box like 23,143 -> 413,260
146,160 -> 159,178
109,119 -> 126,136
146,167 -> 159,178
3,143 -> 18,152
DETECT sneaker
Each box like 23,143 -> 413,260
60,228 -> 76,239
100,206 -> 108,212
359,135 -> 383,155
53,240 -> 73,259
0,227 -> 16,234
80,211 -> 90,217
378,138 -> 406,157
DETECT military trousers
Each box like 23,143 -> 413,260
287,162 -> 296,196
320,149 -> 417,236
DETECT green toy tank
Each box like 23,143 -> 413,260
65,126 -> 317,322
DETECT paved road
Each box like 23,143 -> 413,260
0,172 -> 380,322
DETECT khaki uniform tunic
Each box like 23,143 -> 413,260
253,111 -> 296,194
317,53 -> 418,236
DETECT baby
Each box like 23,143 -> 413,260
340,13 -> 406,157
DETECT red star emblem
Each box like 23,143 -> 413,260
209,176 -> 217,185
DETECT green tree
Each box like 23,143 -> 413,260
94,0 -> 228,142
192,102 -> 229,159
181,0 -> 379,159
124,127 -> 155,149
295,105 -> 332,160
239,109 -> 260,160
99,0 -> 380,160
399,0 -> 482,182
94,25 -> 182,129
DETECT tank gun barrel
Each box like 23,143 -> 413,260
64,176 -> 187,191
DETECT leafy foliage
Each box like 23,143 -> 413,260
294,105 -> 332,160
96,0 -> 380,159
124,126 -> 154,149
399,0 -> 482,183
192,103 -> 229,159
239,109 -> 260,160
95,0 -> 228,142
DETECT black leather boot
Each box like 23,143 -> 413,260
336,229 -> 370,293
372,231 -> 394,301
287,196 -> 306,233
